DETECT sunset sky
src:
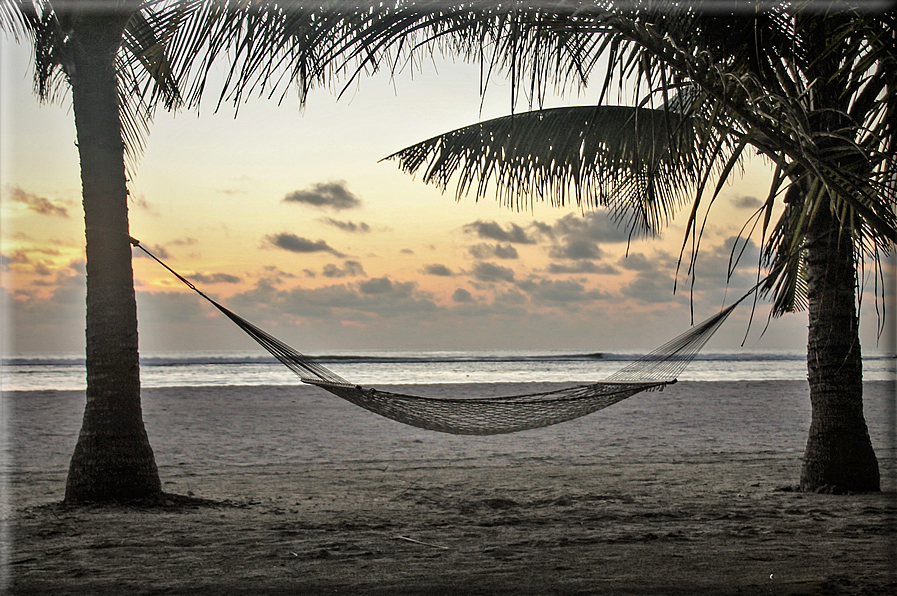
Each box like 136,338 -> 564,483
2,34 -> 894,356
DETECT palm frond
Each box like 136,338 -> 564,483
26,1 -> 68,103
0,0 -> 37,39
114,1 -> 200,175
384,99 -> 736,238
161,1 -> 620,115
760,195 -> 811,316
121,2 -> 194,112
117,63 -> 152,177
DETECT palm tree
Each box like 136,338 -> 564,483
268,1 -> 893,492
0,0 -> 332,503
1,0 -> 191,502
0,0 -> 421,504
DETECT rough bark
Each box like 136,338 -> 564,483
800,204 -> 880,493
64,12 -> 162,503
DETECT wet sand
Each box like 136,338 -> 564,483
3,381 -> 896,594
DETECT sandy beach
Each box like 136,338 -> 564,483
4,380 -> 896,594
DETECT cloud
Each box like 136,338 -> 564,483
620,271 -> 681,304
516,277 -> 611,303
131,194 -> 159,214
529,220 -> 555,240
229,276 -> 438,322
614,242 -> 756,302
357,276 -> 412,296
5,185 -> 69,217
69,259 -> 86,274
283,180 -> 361,210
258,265 -> 297,285
610,241 -> 762,307
452,288 -> 475,303
548,239 -> 603,260
732,195 -> 763,210
267,233 -> 345,257
463,220 -> 538,244
190,272 -> 242,284
169,237 -> 199,247
33,262 -> 52,276
422,264 -> 454,276
4,252 -> 28,266
493,288 -> 528,306
616,252 -> 657,271
133,243 -> 171,259
3,247 -> 63,269
543,212 -> 632,265
471,261 -> 515,283
320,218 -> 371,233
552,212 -> 632,243
547,261 -> 619,275
322,260 -> 366,278
687,236 -> 762,293
137,290 -> 214,324
131,237 -> 197,259
5,248 -> 63,277
2,270 -> 87,352
468,243 -> 519,260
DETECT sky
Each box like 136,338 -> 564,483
1,32 -> 894,356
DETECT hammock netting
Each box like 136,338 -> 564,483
135,240 -> 740,435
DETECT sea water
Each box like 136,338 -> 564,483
1,349 -> 894,391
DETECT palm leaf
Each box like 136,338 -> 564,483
761,196 -> 810,316
384,100 -> 735,238
0,0 -> 36,39
115,1 -> 198,174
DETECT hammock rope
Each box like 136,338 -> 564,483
132,237 -> 747,435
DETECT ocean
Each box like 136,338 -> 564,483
2,349 -> 894,391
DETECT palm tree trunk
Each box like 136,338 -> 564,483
64,13 -> 161,503
800,203 -> 880,493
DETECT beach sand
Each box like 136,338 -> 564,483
4,381 -> 896,594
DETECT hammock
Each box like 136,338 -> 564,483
133,238 -> 741,435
